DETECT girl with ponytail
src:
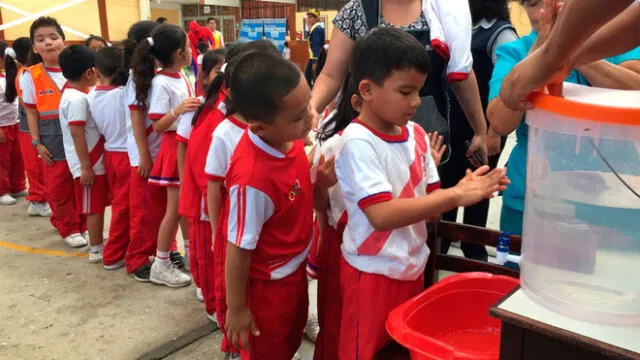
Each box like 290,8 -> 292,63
131,24 -> 198,288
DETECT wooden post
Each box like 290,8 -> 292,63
97,0 -> 109,41
0,8 -> 5,41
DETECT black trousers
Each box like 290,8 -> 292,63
439,132 -> 507,262
305,59 -> 316,88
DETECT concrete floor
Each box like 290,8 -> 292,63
0,135 -> 514,360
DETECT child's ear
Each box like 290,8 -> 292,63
358,79 -> 374,101
249,122 -> 265,137
32,44 -> 39,55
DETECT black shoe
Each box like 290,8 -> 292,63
131,264 -> 151,282
170,252 -> 185,269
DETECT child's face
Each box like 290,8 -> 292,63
176,35 -> 192,67
204,63 -> 223,87
251,76 -> 313,144
32,26 -> 65,65
362,68 -> 426,127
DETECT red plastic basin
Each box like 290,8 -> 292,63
387,272 -> 519,360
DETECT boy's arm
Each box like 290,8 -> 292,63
225,243 -> 259,350
69,123 -> 94,186
26,107 -> 53,165
130,108 -> 152,178
207,180 -> 223,239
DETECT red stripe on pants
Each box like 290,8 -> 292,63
338,257 -> 424,360
18,131 -> 46,202
242,266 -> 308,360
0,124 -> 26,196
313,226 -> 344,360
103,151 -> 131,266
125,167 -> 166,273
44,160 -> 84,238
196,219 -> 215,316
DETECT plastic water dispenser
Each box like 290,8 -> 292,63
521,83 -> 640,325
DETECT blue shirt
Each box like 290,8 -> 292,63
489,31 -> 640,213
309,24 -> 325,60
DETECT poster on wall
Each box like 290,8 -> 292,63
263,18 -> 287,53
238,19 -> 264,43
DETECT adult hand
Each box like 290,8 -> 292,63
487,135 -> 502,157
467,134 -> 488,168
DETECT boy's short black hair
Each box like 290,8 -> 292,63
59,45 -> 95,81
207,17 -> 216,24
230,52 -> 301,124
29,16 -> 65,41
156,17 -> 167,24
351,27 -> 429,88
85,35 -> 107,48
197,41 -> 209,54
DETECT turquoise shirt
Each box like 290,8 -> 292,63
489,31 -> 640,214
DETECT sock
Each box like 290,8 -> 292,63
183,239 -> 190,259
89,243 -> 103,253
156,250 -> 171,268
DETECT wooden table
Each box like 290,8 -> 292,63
490,288 -> 640,360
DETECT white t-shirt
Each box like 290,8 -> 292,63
176,96 -> 204,143
125,76 -> 162,167
197,54 -> 204,67
0,73 -> 18,127
20,67 -> 66,107
59,87 -> 106,178
311,132 -> 348,229
335,120 -> 441,281
204,116 -> 248,182
147,71 -> 194,132
88,85 -> 127,152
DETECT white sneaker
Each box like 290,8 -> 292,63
149,262 -> 191,288
104,259 -> 125,271
225,353 -> 241,360
64,233 -> 88,248
0,194 -> 17,205
89,249 -> 103,263
82,231 -> 89,242
27,202 -> 52,217
196,287 -> 204,302
206,312 -> 218,325
11,190 -> 28,197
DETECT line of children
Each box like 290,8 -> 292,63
0,42 -> 26,206
58,45 -> 107,263
3,37 -> 51,216
22,17 -> 87,248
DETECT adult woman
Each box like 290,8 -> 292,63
312,0 -> 489,163
441,0 -> 518,261
488,0 -> 640,236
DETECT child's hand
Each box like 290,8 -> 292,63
81,167 -> 96,187
428,131 -> 446,167
454,166 -> 509,207
138,153 -> 153,179
0,128 -> 5,144
174,98 -> 202,116
36,144 -> 54,166
226,306 -> 260,351
316,154 -> 337,192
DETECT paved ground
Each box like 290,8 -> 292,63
0,136 -> 514,359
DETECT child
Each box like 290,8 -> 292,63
335,27 -> 508,358
222,51 -> 313,359
58,45 -> 106,263
22,17 -> 87,248
85,35 -> 108,52
4,37 -> 50,216
176,49 -> 225,303
203,40 -> 279,357
133,24 -> 199,287
194,41 -> 212,97
88,46 -> 130,270
0,42 -> 26,206
121,20 -> 167,281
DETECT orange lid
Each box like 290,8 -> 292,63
529,85 -> 640,126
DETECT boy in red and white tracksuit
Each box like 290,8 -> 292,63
89,83 -> 129,269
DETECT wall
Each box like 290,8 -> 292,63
150,2 -> 181,27
107,0 -> 141,41
509,2 -> 532,36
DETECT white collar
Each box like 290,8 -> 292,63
473,18 -> 497,30
248,130 -> 286,158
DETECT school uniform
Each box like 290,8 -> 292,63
0,72 -> 26,197
16,69 -> 46,203
223,131 -> 312,360
309,130 -> 348,360
204,115 -> 246,351
89,85 -> 130,265
22,64 -> 84,238
148,71 -> 194,188
59,85 -> 108,215
334,120 -> 440,359
123,75 -> 166,274
181,96 -> 227,330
